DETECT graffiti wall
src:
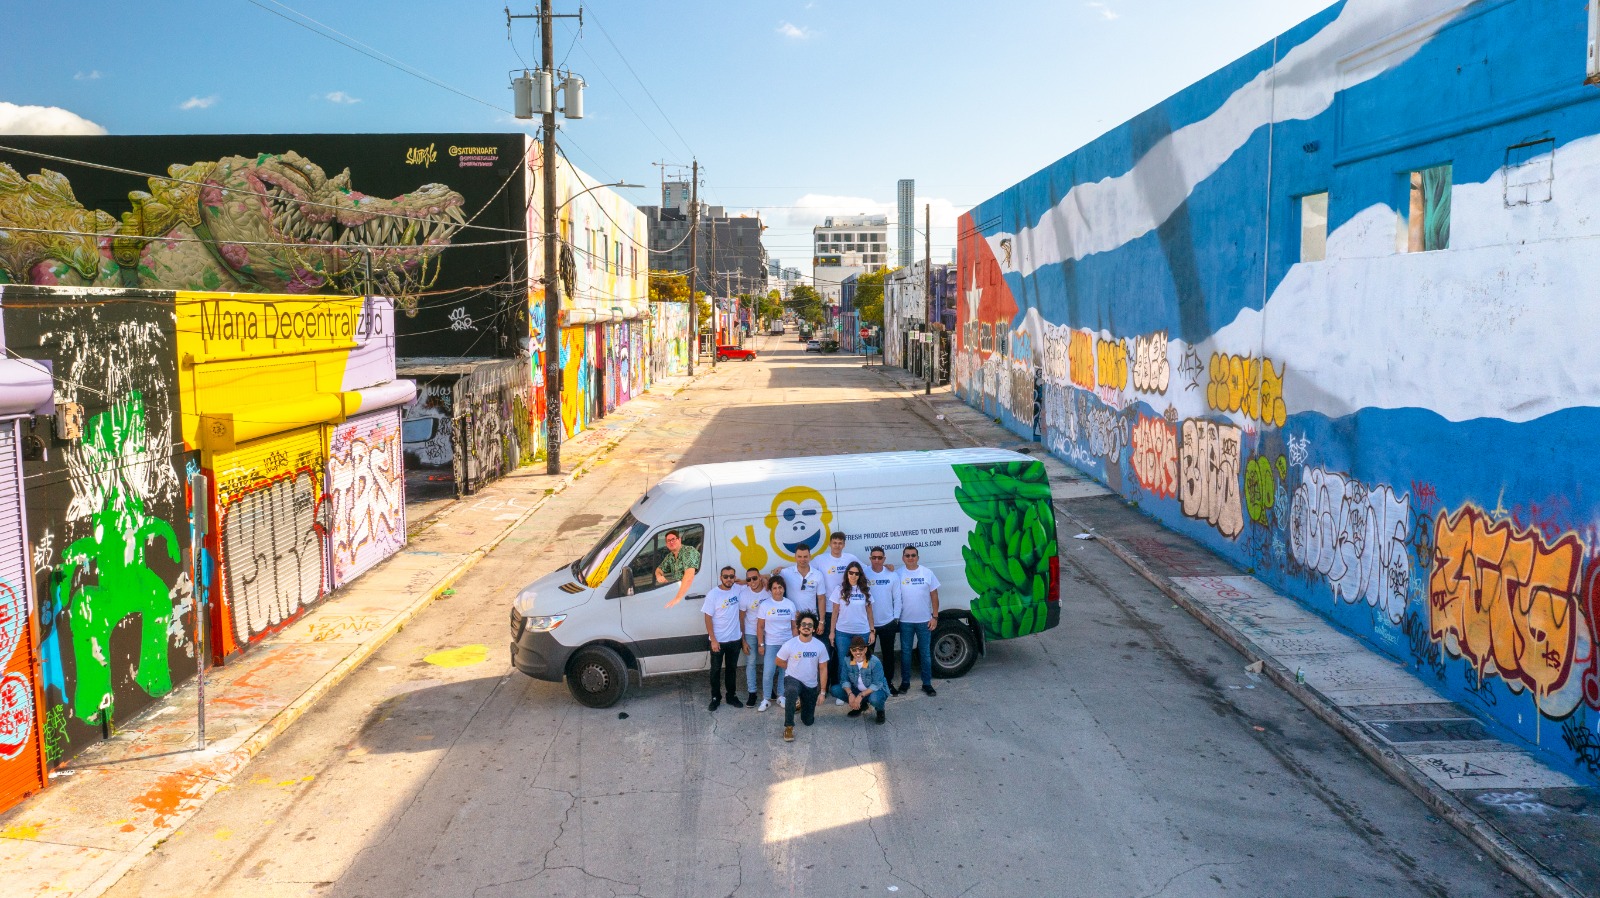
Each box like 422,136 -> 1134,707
174,291 -> 413,657
327,409 -> 405,588
398,358 -> 533,499
0,350 -> 50,811
2,286 -> 196,766
650,301 -> 690,380
955,0 -> 1600,782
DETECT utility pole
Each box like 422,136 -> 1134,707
709,218 -> 718,369
686,159 -> 698,376
541,0 -> 562,473
925,203 -> 933,395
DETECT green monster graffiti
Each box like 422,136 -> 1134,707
54,394 -> 180,724
954,461 -> 1057,639
0,151 -> 466,303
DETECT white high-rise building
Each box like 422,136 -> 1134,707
897,179 -> 914,267
812,214 -> 890,271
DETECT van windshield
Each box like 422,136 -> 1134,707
574,512 -> 648,588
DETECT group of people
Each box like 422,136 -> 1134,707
699,532 -> 943,742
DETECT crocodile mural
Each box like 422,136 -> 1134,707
0,151 -> 467,301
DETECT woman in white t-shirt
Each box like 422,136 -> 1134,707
827,562 -> 875,703
756,577 -> 798,711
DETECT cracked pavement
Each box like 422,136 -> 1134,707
101,340 -> 1532,898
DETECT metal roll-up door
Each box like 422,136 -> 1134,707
0,419 -> 45,812
327,409 -> 406,588
214,426 -> 329,655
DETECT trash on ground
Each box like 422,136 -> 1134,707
1073,533 -> 1094,540
1245,660 -> 1265,674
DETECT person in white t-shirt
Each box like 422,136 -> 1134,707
827,562 -> 876,703
771,546 -> 826,619
756,577 -> 798,711
863,546 -> 904,693
700,567 -> 746,712
896,545 -> 942,696
815,532 -> 860,687
738,567 -> 767,706
775,611 -> 829,741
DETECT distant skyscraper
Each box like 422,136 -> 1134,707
897,179 -> 915,267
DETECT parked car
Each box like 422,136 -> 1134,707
715,345 -> 757,361
805,339 -> 821,352
768,322 -> 785,335
509,448 -> 1062,707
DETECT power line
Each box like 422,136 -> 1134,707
244,0 -> 509,114
584,4 -> 695,160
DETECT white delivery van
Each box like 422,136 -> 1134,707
511,448 -> 1060,707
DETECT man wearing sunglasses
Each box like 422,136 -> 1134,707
863,546 -> 904,693
738,567 -> 768,706
896,546 -> 942,696
702,566 -> 747,711
775,611 -> 829,741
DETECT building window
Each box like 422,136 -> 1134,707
1504,139 -> 1554,206
1403,163 -> 1451,253
1299,192 -> 1328,263
600,234 -> 610,272
1590,0 -> 1600,82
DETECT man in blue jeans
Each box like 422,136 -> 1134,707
776,611 -> 829,741
895,546 -> 942,697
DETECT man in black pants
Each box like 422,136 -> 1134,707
702,566 -> 746,711
862,546 -> 903,693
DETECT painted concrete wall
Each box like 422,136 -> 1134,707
955,0 -> 1600,783
1,286 -> 198,767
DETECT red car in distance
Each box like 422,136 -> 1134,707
715,345 -> 757,361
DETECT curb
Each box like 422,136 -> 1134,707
1056,505 -> 1582,898
867,362 -> 1578,898
71,370 -> 710,898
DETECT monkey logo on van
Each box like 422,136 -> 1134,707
732,485 -> 835,571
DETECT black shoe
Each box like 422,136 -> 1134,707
876,708 -> 886,724
709,697 -> 721,712
922,684 -> 937,696
887,684 -> 899,696
746,691 -> 757,705
898,682 -> 911,694
726,695 -> 744,708
846,708 -> 862,718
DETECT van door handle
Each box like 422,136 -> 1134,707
685,594 -> 705,602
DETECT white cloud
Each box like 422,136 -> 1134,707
73,70 -> 102,81
180,95 -> 217,111
777,21 -> 813,39
0,102 -> 107,135
324,91 -> 361,104
1087,2 -> 1119,20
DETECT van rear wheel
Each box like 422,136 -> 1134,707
932,620 -> 978,679
567,645 -> 629,708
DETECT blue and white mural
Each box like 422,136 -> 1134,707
956,0 -> 1600,783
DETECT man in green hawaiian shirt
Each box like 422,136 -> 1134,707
655,529 -> 700,607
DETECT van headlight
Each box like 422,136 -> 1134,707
524,614 -> 567,633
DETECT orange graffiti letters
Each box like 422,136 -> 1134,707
1068,330 -> 1096,390
1131,415 -> 1178,499
1428,506 -> 1589,710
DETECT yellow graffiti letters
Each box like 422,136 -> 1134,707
1206,353 -> 1287,428
405,143 -> 438,167
1096,338 -> 1128,392
1068,330 -> 1096,390
1428,506 -> 1587,708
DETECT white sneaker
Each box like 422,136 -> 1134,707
835,698 -> 845,706
777,695 -> 786,708
758,699 -> 770,712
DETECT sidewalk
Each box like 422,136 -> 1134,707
868,363 -> 1600,898
0,369 -> 710,898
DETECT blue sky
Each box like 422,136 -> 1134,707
0,0 -> 1332,274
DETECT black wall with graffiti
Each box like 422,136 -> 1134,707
0,133 -> 530,359
2,286 -> 197,765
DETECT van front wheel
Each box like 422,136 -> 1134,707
931,620 -> 978,679
566,645 -> 629,708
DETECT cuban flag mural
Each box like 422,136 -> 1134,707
957,0 -> 1600,783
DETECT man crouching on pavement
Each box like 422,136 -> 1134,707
775,611 -> 828,742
